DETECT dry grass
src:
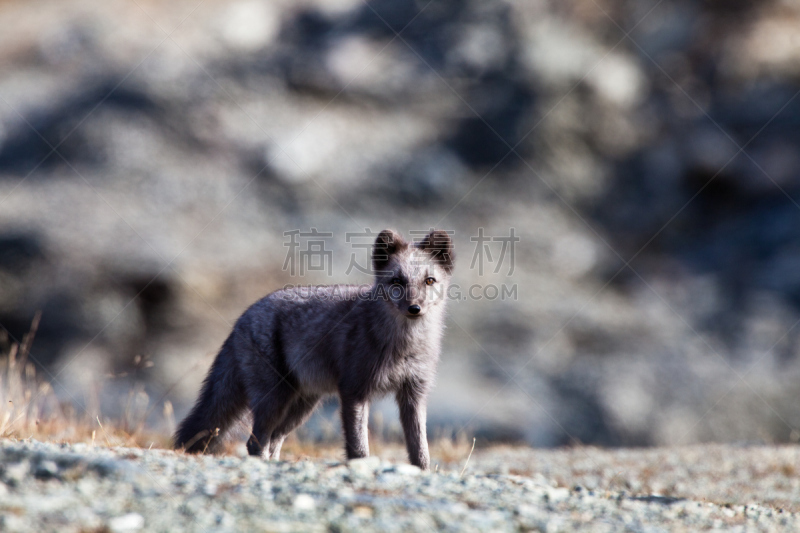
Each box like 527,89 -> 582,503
0,318 -> 173,450
266,432 -> 477,467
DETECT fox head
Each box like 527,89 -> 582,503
372,229 -> 454,319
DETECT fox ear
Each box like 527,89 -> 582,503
418,229 -> 454,274
373,229 -> 407,273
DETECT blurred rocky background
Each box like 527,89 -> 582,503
3,0 -> 800,448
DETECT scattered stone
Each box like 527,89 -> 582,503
293,494 -> 316,511
108,513 -> 145,532
348,456 -> 381,476
34,460 -> 59,480
3,461 -> 29,486
391,464 -> 422,476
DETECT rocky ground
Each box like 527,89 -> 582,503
1,439 -> 799,532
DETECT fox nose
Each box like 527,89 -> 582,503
408,305 -> 421,315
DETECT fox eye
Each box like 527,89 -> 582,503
391,277 -> 403,285
425,277 -> 436,286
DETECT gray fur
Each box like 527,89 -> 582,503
174,229 -> 454,469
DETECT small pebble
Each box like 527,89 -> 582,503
108,513 -> 145,532
293,493 -> 316,511
348,456 -> 381,476
34,460 -> 59,480
392,464 -> 422,476
4,461 -> 30,485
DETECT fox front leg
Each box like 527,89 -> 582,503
396,382 -> 430,470
340,394 -> 370,460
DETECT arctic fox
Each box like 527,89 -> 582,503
174,229 -> 454,469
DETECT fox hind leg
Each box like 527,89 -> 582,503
267,394 -> 321,460
245,379 -> 298,457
